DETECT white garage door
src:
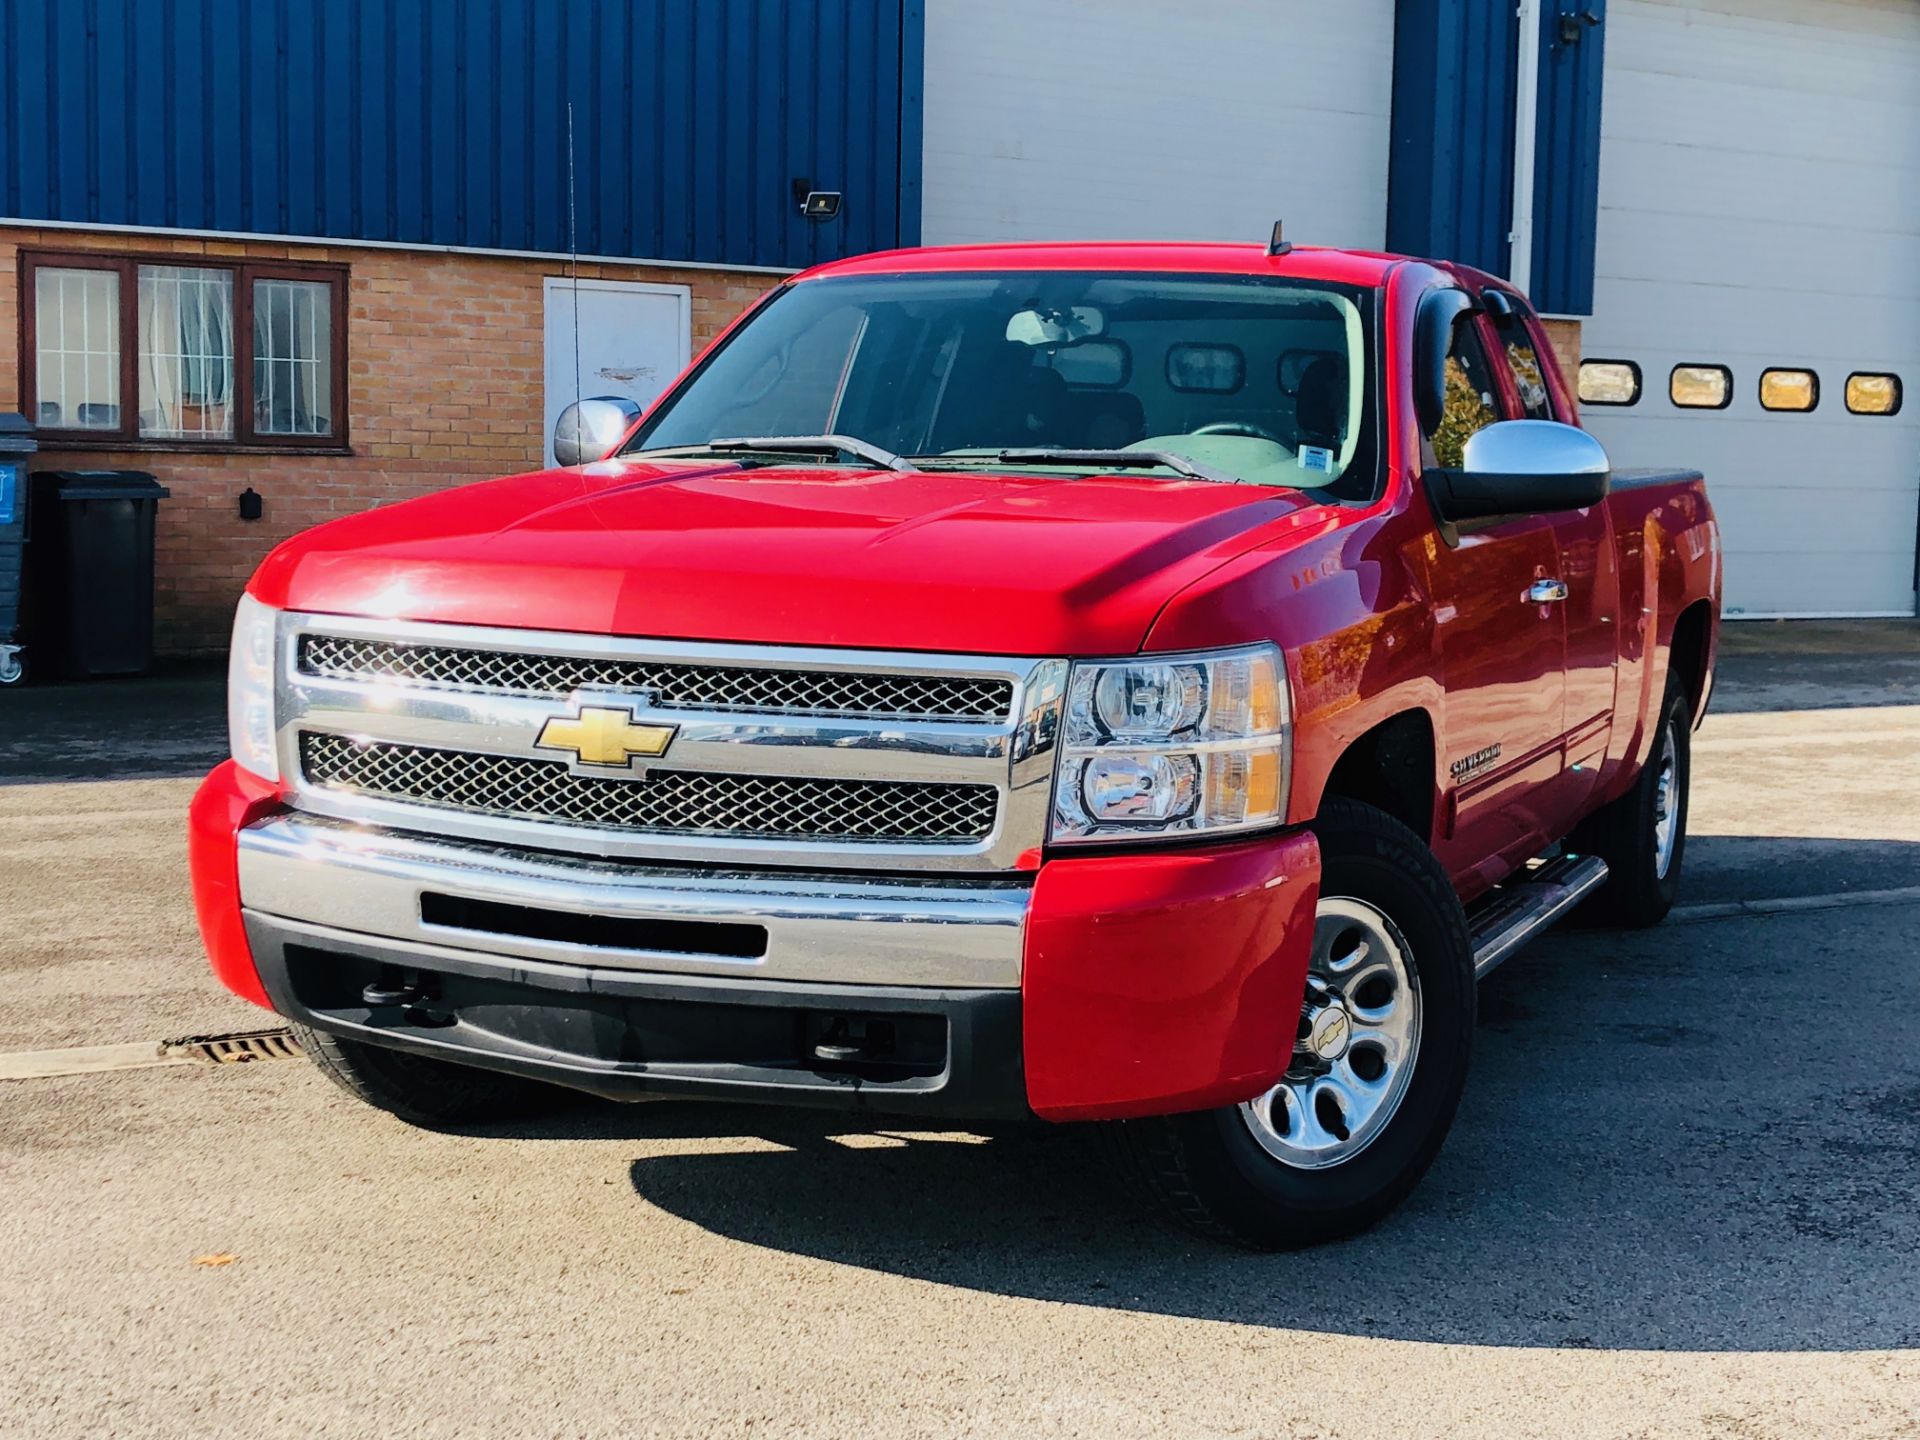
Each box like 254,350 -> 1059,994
920,0 -> 1395,251
1579,0 -> 1920,617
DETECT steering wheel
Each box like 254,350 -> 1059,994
1193,420 -> 1284,444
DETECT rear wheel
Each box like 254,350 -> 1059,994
1109,799 -> 1475,1249
292,1023 -> 568,1126
1575,683 -> 1691,928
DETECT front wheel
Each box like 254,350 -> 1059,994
292,1023 -> 570,1127
1108,798 -> 1475,1249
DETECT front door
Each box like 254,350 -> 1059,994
542,278 -> 692,466
1425,310 -> 1570,895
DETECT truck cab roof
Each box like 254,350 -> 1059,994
794,241 -> 1465,291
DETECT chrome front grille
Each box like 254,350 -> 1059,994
300,733 -> 1000,844
278,615 -> 1066,872
297,634 -> 1014,722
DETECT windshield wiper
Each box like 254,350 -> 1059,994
703,434 -> 919,473
947,447 -> 1237,485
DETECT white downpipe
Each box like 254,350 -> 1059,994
1510,0 -> 1543,292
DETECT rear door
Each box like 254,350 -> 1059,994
1491,294 -> 1620,812
1424,305 -> 1570,894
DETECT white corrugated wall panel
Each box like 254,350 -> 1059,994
920,0 -> 1395,250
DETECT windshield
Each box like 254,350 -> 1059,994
626,271 -> 1379,495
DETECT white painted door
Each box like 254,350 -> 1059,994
1579,0 -> 1920,617
920,0 -> 1395,250
543,278 -> 691,466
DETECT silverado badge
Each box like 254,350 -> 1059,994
1449,743 -> 1502,783
535,705 -> 678,771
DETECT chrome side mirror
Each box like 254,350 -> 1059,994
553,396 -> 644,467
1426,419 -> 1610,522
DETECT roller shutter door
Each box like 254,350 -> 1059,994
1579,0 -> 1920,617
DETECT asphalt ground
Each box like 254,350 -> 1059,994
1,624 -> 1917,1438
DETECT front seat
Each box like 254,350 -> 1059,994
1294,357 -> 1346,452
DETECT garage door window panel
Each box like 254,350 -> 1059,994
21,250 -> 347,451
1578,360 -> 1641,407
1670,364 -> 1732,410
1758,368 -> 1818,414
1845,373 -> 1902,417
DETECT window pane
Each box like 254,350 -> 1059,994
1048,340 -> 1129,388
1758,368 -> 1817,413
1670,364 -> 1731,409
137,265 -> 235,439
1845,373 -> 1902,416
253,278 -> 334,436
1433,323 -> 1501,468
1166,343 -> 1244,394
1578,360 -> 1641,406
1503,335 -> 1553,420
34,268 -> 121,429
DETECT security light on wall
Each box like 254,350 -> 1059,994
792,178 -> 842,221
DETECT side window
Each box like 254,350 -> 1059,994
1432,319 -> 1501,468
1501,328 -> 1555,420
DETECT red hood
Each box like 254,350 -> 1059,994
251,459 -> 1336,655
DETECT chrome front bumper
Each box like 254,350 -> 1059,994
235,815 -> 1031,990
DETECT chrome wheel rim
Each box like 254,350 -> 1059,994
1652,720 -> 1679,880
1238,896 -> 1423,1171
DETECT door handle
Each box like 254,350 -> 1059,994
1528,579 -> 1569,604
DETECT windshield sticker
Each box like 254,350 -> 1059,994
1299,446 -> 1334,475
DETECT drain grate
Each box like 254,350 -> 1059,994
159,1028 -> 305,1065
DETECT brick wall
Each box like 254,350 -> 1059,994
1540,318 -> 1583,409
0,225 -> 777,655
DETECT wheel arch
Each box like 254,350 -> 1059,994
1312,708 -> 1438,847
1667,599 -> 1715,728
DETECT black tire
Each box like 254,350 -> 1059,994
1108,798 -> 1476,1249
1573,682 -> 1690,929
0,651 -> 26,687
292,1023 -> 568,1126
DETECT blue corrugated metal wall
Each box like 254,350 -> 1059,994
1387,0 -> 1605,315
0,0 -> 923,270
1386,0 -> 1518,280
1530,0 -> 1605,315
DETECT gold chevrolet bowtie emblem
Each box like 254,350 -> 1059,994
535,705 -> 678,769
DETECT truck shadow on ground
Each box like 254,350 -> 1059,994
558,848 -> 1918,1354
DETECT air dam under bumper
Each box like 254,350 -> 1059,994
203,779 -> 1320,1122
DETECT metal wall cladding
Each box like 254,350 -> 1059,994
1529,0 -> 1605,316
0,0 -> 924,270
1387,0 -> 1605,315
1387,0 -> 1519,280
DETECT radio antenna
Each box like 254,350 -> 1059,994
566,101 -> 582,421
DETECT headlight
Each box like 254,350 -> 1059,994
1051,643 -> 1290,843
227,594 -> 281,783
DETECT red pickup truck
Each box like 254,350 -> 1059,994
189,240 -> 1719,1248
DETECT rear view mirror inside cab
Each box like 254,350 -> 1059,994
1006,306 -> 1106,346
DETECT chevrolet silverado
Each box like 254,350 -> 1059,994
190,239 -> 1720,1247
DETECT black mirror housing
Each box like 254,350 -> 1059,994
1425,419 -> 1611,521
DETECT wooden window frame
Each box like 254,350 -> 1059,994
19,248 -> 350,454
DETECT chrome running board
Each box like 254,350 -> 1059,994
1468,854 -> 1610,980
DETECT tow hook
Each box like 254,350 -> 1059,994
361,969 -> 452,1026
